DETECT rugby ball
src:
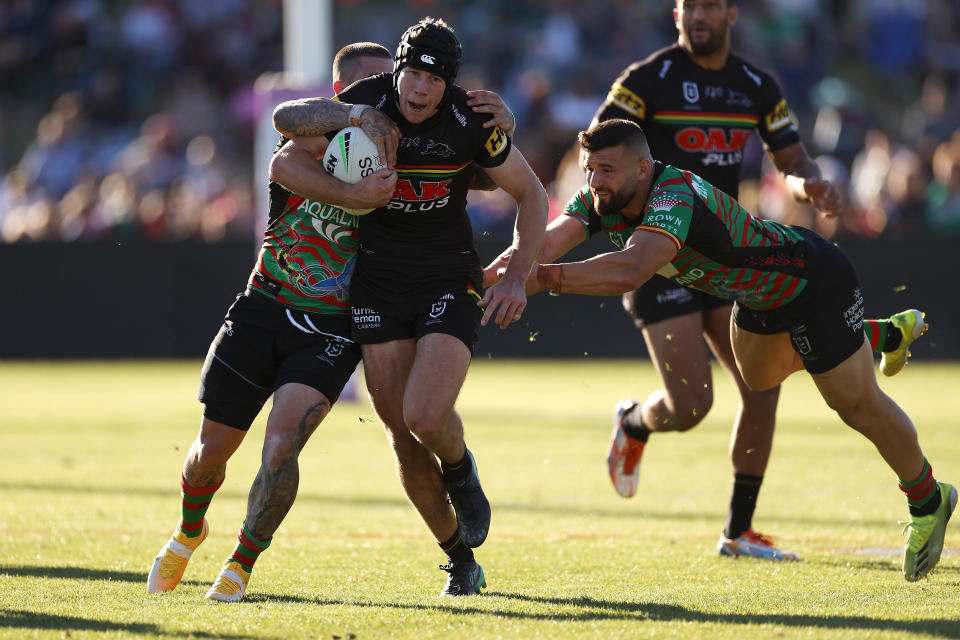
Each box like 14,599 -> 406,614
322,126 -> 384,215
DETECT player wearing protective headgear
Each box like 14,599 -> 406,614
392,18 -> 461,100
270,17 -> 548,597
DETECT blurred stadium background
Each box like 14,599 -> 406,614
1,0 -> 958,359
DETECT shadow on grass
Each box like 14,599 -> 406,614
5,564 -> 958,637
0,564 -> 216,588
496,593 -> 960,636
244,591 -> 960,637
0,609 -> 266,639
0,565 -> 144,582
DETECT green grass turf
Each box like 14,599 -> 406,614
1,359 -> 959,639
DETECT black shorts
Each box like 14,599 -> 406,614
198,289 -> 361,430
732,232 -> 865,374
349,257 -> 483,351
623,274 -> 731,328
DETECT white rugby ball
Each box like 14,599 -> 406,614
322,126 -> 384,215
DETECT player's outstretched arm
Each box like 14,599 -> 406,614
483,215 -> 587,288
477,149 -> 548,329
770,142 -> 843,217
270,137 -> 396,210
533,229 -> 677,296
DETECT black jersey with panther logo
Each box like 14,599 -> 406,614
336,73 -> 512,268
594,43 -> 800,198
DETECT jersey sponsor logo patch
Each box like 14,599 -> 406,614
608,83 -> 645,119
674,267 -> 706,287
298,199 -> 359,230
658,59 -> 672,78
391,179 -> 452,201
683,81 -> 699,103
764,99 -> 794,132
352,306 -> 381,330
674,127 -> 752,152
388,179 -> 452,212
844,287 -> 864,332
484,126 -> 508,157
451,103 -> 467,127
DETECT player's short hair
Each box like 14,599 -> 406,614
333,42 -> 392,83
578,119 -> 652,162
394,17 -> 461,87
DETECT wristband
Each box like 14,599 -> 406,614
536,264 -> 564,293
348,103 -> 369,127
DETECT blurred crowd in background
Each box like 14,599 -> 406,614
3,0 -> 960,245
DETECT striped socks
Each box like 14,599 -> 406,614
899,458 -> 942,517
229,522 -> 272,572
178,474 -> 221,538
863,319 -> 901,353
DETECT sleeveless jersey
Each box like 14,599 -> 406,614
563,162 -> 809,310
594,43 -> 800,197
247,137 -> 360,315
336,73 -> 512,268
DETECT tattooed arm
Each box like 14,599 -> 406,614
269,136 -> 396,211
272,98 -> 352,137
273,98 -> 402,169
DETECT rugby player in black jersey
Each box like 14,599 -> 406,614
589,0 -> 925,560
147,41 -> 521,602
270,18 -> 547,596
511,118 -> 954,582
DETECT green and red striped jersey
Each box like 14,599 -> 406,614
248,153 -> 360,315
563,163 -> 809,310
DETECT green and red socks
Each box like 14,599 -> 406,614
178,474 -> 222,538
899,458 -> 942,517
229,522 -> 272,572
863,319 -> 902,354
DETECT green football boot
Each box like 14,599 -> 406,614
902,482 -> 957,581
881,310 -> 927,377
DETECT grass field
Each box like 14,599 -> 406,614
2,359 -> 959,639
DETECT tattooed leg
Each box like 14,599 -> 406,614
244,383 -> 331,541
